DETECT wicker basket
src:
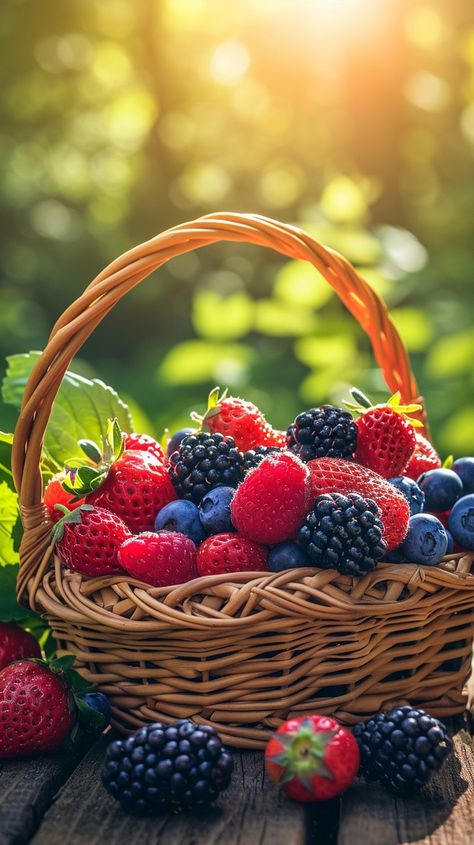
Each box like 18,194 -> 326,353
12,212 -> 474,749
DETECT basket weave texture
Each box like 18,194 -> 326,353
13,212 -> 474,749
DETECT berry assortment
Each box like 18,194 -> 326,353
46,387 -> 474,588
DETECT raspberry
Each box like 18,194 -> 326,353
231,452 -> 311,545
197,533 -> 268,576
119,531 -> 197,587
404,433 -> 442,480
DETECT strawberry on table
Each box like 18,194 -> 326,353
194,387 -> 274,452
265,715 -> 360,802
345,389 -> 422,479
231,451 -> 312,545
404,432 -> 442,480
0,622 -> 41,671
197,533 -> 268,576
53,505 -> 130,577
119,530 -> 198,587
308,457 -> 410,551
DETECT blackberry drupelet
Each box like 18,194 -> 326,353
353,705 -> 452,793
169,432 -> 243,503
101,719 -> 233,813
297,492 -> 387,575
242,445 -> 280,474
287,406 -> 357,462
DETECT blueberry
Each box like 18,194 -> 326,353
417,469 -> 463,512
82,691 -> 111,729
166,428 -> 195,458
154,499 -> 205,546
445,529 -> 455,555
388,477 -> 425,516
448,494 -> 474,551
398,514 -> 448,566
268,541 -> 312,572
198,486 -> 235,535
452,457 -> 474,494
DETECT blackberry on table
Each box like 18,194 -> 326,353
353,705 -> 452,793
242,445 -> 280,474
297,492 -> 387,576
287,406 -> 357,462
101,719 -> 233,813
169,432 -> 243,503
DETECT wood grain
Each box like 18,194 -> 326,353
31,736 -> 317,845
0,735 -> 93,845
338,731 -> 474,845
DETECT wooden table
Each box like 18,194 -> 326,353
1,717 -> 474,845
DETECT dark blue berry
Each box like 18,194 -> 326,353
452,457 -> 474,494
268,541 -> 312,572
417,468 -> 463,512
169,433 -> 243,503
397,514 -> 448,565
166,428 -> 195,458
287,406 -> 357,461
154,499 -> 205,546
388,476 -> 425,516
198,486 -> 235,535
448,494 -> 474,551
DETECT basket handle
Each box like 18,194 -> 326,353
13,212 -> 425,599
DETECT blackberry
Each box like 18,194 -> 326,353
242,445 -> 280,474
287,406 -> 357,462
353,705 -> 452,793
101,719 -> 233,813
169,432 -> 243,503
297,492 -> 387,576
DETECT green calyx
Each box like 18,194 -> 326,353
191,386 -> 227,431
344,388 -> 424,428
31,654 -> 107,732
61,418 -> 125,498
268,721 -> 338,789
51,503 -> 94,545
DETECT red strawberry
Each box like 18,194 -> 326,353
0,622 -> 41,671
119,531 -> 197,587
0,659 -> 76,758
54,505 -> 130,577
197,533 -> 268,576
231,452 -> 311,544
195,387 -> 271,451
404,433 -> 442,480
44,472 -> 85,523
265,715 -> 359,802
88,450 -> 177,533
347,390 -> 422,479
308,457 -> 409,551
261,428 -> 287,448
124,432 -> 165,462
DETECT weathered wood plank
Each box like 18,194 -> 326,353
338,730 -> 474,845
31,735 -> 323,845
0,736 -> 93,845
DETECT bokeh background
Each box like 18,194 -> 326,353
1,0 -> 473,453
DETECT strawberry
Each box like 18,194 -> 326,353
119,530 -> 197,587
265,715 -> 359,802
197,533 -> 268,576
0,659 -> 76,758
194,387 -> 272,452
404,432 -> 442,480
44,471 -> 85,523
261,428 -> 287,448
53,505 -> 130,577
231,451 -> 311,545
346,389 -> 422,479
124,432 -> 165,462
308,457 -> 409,551
0,622 -> 41,671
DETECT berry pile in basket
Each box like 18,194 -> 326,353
46,388 -> 474,588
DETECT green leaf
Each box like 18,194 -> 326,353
78,439 -> 102,464
0,481 -> 20,567
273,260 -> 334,309
2,352 -> 133,468
159,341 -> 253,386
254,300 -> 318,336
75,697 -> 107,731
192,290 -> 254,340
0,565 -> 27,621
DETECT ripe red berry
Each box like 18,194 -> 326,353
0,660 -> 76,758
119,531 -> 197,587
308,457 -> 409,551
355,407 -> 417,478
124,433 -> 165,462
44,472 -> 85,523
88,450 -> 176,533
54,506 -> 131,577
197,533 -> 268,576
265,714 -> 360,802
0,622 -> 41,671
198,389 -> 272,451
404,433 -> 442,480
231,452 -> 311,545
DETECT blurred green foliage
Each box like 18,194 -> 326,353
0,0 -> 473,455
